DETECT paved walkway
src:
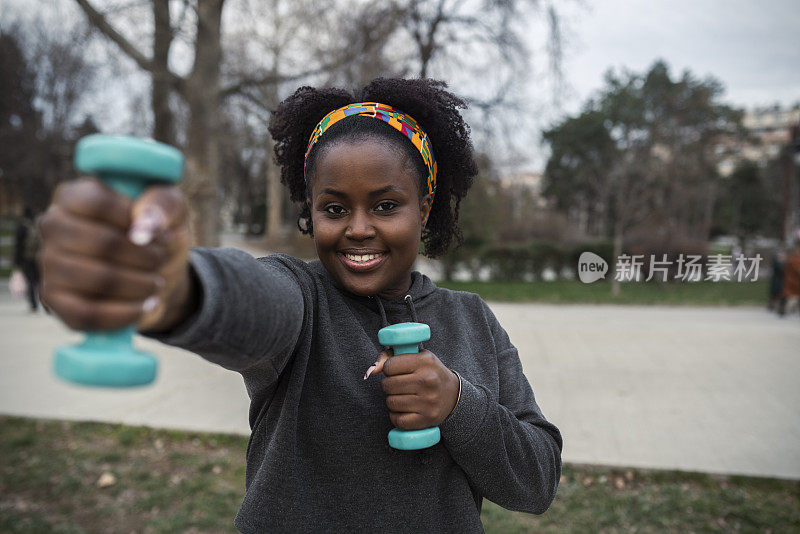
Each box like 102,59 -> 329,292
496,303 -> 800,480
1,289 -> 798,480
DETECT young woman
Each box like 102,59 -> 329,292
38,77 -> 562,533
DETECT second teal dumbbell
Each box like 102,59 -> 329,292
53,134 -> 184,388
377,322 -> 440,450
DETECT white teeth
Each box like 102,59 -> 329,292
344,253 -> 382,263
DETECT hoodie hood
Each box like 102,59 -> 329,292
309,258 -> 437,332
310,258 -> 436,304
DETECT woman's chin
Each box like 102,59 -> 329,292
338,274 -> 382,296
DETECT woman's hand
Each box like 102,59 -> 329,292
365,349 -> 460,430
38,177 -> 194,333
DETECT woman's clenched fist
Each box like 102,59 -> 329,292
365,348 -> 460,431
38,177 -> 194,333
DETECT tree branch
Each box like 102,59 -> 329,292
220,59 -> 348,100
74,0 -> 185,93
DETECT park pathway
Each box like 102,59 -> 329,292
495,302 -> 800,480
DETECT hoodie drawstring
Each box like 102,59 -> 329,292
373,295 -> 390,329
404,294 -> 420,323
404,294 -> 425,351
372,293 -> 424,351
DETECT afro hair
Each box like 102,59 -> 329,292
268,78 -> 478,258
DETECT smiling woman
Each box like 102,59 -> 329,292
310,139 -> 432,300
29,77 -> 564,532
269,78 -> 478,260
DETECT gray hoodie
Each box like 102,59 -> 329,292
150,248 -> 562,533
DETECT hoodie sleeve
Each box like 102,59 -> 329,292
143,247 -> 304,376
438,298 -> 562,515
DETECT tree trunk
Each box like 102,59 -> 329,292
442,256 -> 455,282
74,0 -> 226,246
419,48 -> 431,78
730,194 -> 741,242
182,0 -> 224,247
612,212 -> 623,297
151,0 -> 175,144
266,139 -> 283,240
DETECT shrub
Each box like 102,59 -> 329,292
530,241 -> 568,279
481,244 -> 534,281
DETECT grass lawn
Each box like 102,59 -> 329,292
2,416 -> 797,533
0,219 -> 15,277
438,279 -> 770,306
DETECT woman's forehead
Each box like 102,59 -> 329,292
312,140 -> 420,197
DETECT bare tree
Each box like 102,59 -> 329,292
73,0 -> 355,245
151,0 -> 175,144
221,0 -> 348,240
318,1 -> 408,89
0,27 -> 42,213
397,0 -> 567,161
72,0 -> 566,246
74,0 -> 223,245
0,20 -> 97,212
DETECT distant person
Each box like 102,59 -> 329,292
782,240 -> 800,316
13,206 -> 41,312
768,249 -> 785,314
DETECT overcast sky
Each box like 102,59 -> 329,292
3,0 -> 798,171
556,0 -> 800,113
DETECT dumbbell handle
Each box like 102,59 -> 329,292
99,174 -> 148,198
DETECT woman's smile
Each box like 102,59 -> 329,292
309,139 -> 432,300
339,250 -> 388,272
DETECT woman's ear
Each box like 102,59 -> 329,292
419,193 -> 434,227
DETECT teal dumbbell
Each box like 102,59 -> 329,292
53,134 -> 184,387
377,322 -> 440,450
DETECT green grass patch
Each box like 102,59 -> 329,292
0,417 -> 246,533
485,464 -> 800,533
1,416 -> 797,533
438,279 -> 769,306
1,218 -> 16,277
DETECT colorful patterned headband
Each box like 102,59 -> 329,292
304,102 -> 437,197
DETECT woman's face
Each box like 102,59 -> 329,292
310,139 -> 433,300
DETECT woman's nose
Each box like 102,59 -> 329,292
345,210 -> 376,240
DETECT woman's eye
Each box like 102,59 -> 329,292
324,205 -> 346,215
375,201 -> 397,212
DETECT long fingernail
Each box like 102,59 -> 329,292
129,227 -> 153,246
142,295 -> 160,314
129,207 -> 166,246
363,365 -> 377,380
